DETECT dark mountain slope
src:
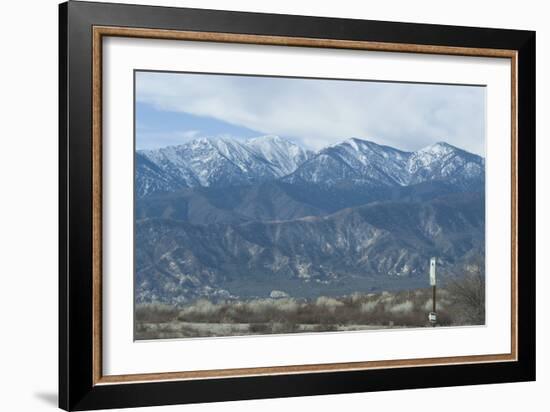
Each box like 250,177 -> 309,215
136,193 -> 484,303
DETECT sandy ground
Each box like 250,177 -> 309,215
135,320 -> 401,340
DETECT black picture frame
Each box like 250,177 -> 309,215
59,1 -> 536,410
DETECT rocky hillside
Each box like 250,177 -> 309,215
135,136 -> 485,304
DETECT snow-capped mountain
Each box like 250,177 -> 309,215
283,138 -> 411,186
135,136 -> 485,303
407,142 -> 485,187
136,135 -> 313,197
246,135 -> 312,176
136,136 -> 484,197
285,138 -> 484,188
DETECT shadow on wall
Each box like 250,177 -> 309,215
34,392 -> 58,407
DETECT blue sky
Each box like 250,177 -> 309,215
135,71 -> 486,155
136,103 -> 260,149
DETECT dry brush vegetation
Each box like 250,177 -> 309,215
135,273 -> 485,339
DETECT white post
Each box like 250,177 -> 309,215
429,257 -> 437,326
429,257 -> 436,287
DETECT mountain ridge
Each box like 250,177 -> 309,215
137,136 -> 484,198
136,192 -> 484,303
137,135 -> 313,197
134,135 -> 485,304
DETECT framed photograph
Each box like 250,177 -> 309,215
59,1 -> 535,410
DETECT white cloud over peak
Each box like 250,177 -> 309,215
136,71 -> 485,155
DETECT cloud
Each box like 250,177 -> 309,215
135,130 -> 200,150
136,71 -> 485,155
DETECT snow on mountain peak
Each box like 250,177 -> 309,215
248,134 -> 286,143
285,137 -> 483,188
418,141 -> 458,155
406,141 -> 483,185
137,135 -> 484,197
331,137 -> 366,149
137,135 -> 314,194
246,135 -> 312,176
343,137 -> 362,151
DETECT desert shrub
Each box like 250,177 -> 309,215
433,309 -> 453,326
249,323 -> 271,334
137,281 -> 487,340
177,299 -> 225,322
389,300 -> 414,314
423,298 -> 443,312
135,303 -> 179,323
271,321 -> 300,334
272,298 -> 300,313
350,292 -> 364,304
360,300 -> 378,313
183,299 -> 219,315
445,266 -> 485,325
248,298 -> 300,314
315,296 -> 344,312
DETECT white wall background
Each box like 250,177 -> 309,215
0,0 -> 546,411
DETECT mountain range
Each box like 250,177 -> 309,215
136,135 -> 313,198
135,136 -> 485,304
136,136 -> 484,197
